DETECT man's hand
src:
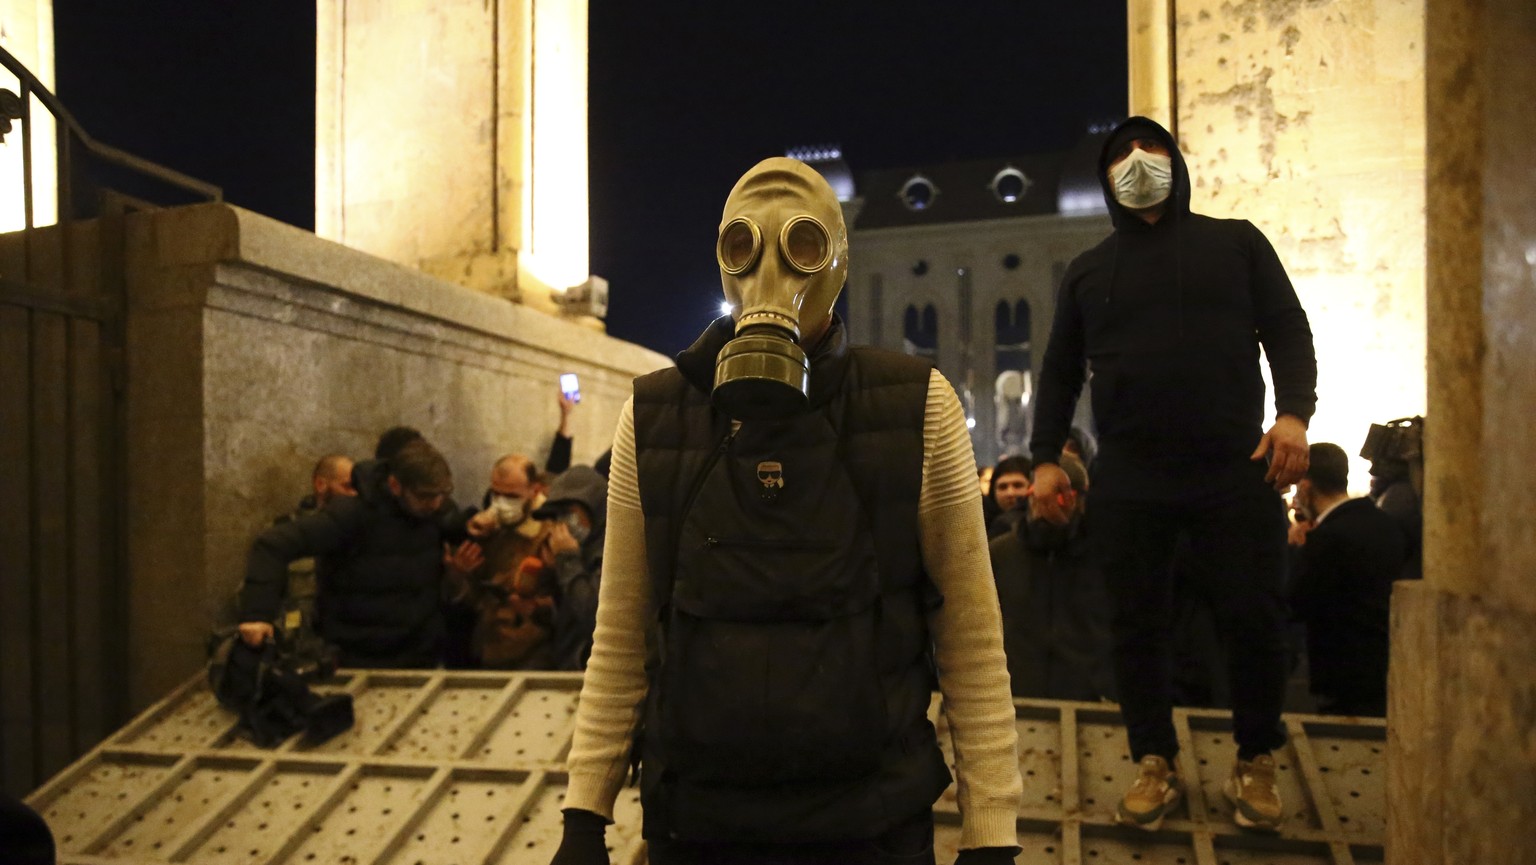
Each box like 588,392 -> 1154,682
444,540 -> 484,577
1028,462 -> 1073,526
548,809 -> 609,865
1251,414 -> 1309,491
1287,519 -> 1312,547
542,523 -> 580,568
558,391 -> 577,436
467,509 -> 501,538
237,621 -> 274,648
955,847 -> 1023,864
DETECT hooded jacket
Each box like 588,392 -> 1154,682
240,459 -> 469,667
1029,117 -> 1317,501
536,465 -> 609,670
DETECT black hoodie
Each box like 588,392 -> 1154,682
1029,116 -> 1317,501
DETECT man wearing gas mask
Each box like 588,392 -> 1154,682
1029,116 -> 1317,833
549,158 -> 1022,864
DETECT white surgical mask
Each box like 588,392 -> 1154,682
1109,148 -> 1173,211
489,494 -> 526,525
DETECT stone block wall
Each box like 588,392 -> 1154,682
123,203 -> 667,708
1135,0 -> 1426,479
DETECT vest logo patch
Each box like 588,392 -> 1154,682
757,461 -> 784,502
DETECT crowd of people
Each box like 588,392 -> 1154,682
216,119 -> 1428,863
235,390 -> 610,673
981,429 -> 1422,720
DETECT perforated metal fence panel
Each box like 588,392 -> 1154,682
27,672 -> 1384,865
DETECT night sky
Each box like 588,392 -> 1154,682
50,1 -> 1126,356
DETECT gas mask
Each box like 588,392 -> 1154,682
713,158 -> 849,420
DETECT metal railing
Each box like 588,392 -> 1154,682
0,43 -> 221,229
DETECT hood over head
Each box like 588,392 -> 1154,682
532,465 -> 608,556
1098,116 -> 1192,229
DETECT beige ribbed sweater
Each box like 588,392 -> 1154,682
562,369 -> 1021,850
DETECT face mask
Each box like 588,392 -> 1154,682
712,157 -> 849,420
489,494 -> 526,526
560,510 -> 592,543
1109,148 -> 1173,210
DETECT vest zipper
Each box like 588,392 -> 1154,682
679,427 -> 736,522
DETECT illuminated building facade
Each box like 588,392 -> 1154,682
830,136 -> 1112,466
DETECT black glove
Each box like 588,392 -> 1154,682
548,808 -> 610,865
954,847 -> 1022,865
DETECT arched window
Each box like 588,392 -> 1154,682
903,303 -> 938,358
994,297 -> 1031,377
994,297 -> 1034,457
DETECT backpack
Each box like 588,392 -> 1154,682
648,407 -> 892,787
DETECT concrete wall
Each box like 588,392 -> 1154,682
1389,0 -> 1536,861
1130,0 -> 1426,484
123,203 -> 667,708
849,213 -> 1109,465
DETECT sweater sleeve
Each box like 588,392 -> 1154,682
919,369 -> 1024,850
1029,263 -> 1089,467
562,398 -> 651,818
1246,221 -> 1318,424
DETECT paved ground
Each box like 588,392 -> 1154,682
27,670 -> 1384,865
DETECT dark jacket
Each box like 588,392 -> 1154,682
1030,116 -> 1317,501
240,459 -> 469,668
539,465 -> 608,671
988,514 -> 1114,701
1290,497 -> 1407,713
1372,475 -> 1422,581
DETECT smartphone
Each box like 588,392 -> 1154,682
560,373 -> 581,403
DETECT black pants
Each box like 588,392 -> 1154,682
646,809 -> 935,865
1089,481 -> 1289,762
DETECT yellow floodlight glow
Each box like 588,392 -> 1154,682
2,4 -> 59,233
520,0 -> 589,292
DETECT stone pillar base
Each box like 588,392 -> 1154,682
1388,579 -> 1536,863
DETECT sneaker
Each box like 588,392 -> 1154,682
1115,754 -> 1184,831
1224,753 -> 1284,831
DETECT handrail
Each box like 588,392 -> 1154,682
0,44 -> 222,203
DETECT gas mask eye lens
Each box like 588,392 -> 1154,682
717,218 -> 762,274
780,216 -> 831,274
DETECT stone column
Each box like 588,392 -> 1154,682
315,0 -> 589,317
1126,0 -> 1175,133
0,0 -> 57,231
1388,0 -> 1536,861
1128,0 -> 1427,479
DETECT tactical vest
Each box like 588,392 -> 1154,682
632,344 -> 952,843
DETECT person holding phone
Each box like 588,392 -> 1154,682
547,375 -> 581,474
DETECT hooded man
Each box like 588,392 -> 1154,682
531,465 -> 608,671
1028,117 -> 1318,833
548,158 -> 1022,865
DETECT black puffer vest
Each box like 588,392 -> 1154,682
632,316 -> 952,843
